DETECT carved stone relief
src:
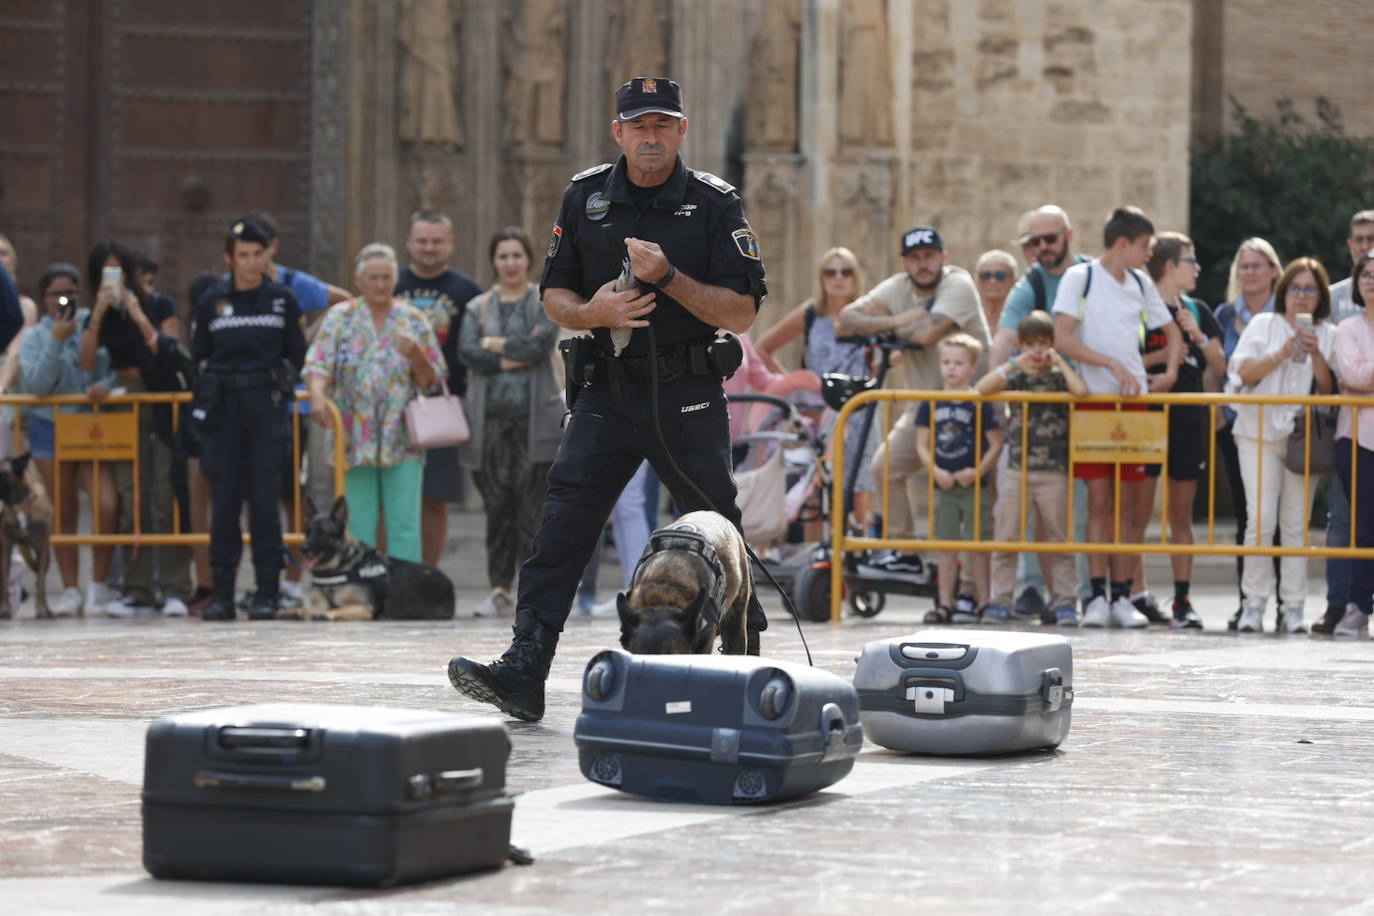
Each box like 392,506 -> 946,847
839,0 -> 894,149
502,0 -> 569,149
398,0 -> 463,148
746,0 -> 800,152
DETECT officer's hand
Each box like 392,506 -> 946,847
587,278 -> 655,329
625,237 -> 671,285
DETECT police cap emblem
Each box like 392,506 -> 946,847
585,192 -> 611,221
731,228 -> 761,261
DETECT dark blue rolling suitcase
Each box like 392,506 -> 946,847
142,703 -> 514,886
573,650 -> 863,804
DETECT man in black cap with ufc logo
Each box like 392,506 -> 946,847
448,76 -> 767,722
191,217 -> 307,621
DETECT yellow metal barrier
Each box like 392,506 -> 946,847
828,389 -> 1371,622
1,391 -> 345,546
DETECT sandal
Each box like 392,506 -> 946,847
924,604 -> 953,624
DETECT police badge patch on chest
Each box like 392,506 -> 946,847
731,228 -> 761,261
585,192 -> 611,221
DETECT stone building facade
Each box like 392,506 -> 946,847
1,0 -> 1363,352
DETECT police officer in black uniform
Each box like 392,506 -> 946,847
448,77 -> 767,721
192,218 -> 307,621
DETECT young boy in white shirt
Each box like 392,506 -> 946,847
1051,206 -> 1182,628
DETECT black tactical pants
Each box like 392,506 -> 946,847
516,371 -> 765,634
199,384 -> 288,593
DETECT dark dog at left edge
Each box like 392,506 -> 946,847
286,496 -> 455,621
0,453 -> 53,619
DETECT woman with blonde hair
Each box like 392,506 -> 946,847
755,246 -> 876,528
1212,237 -> 1282,622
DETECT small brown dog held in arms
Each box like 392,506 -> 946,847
616,511 -> 752,655
0,453 -> 53,619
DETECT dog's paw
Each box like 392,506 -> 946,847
275,606 -> 307,621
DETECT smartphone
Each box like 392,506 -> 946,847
55,295 -> 75,321
1293,312 -> 1313,363
101,265 -> 124,310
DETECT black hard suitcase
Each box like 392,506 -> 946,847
142,703 -> 513,887
573,649 -> 863,804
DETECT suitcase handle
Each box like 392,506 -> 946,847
217,727 -> 311,751
192,769 -> 327,793
407,767 -> 484,799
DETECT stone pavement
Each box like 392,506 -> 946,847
2,508 -> 1372,914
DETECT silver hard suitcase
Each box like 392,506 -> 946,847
853,630 -> 1072,755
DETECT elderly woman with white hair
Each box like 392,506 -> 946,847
305,242 -> 445,562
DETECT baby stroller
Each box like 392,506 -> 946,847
727,386 -> 889,621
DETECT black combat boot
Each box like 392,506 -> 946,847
249,568 -> 281,621
448,609 -> 559,722
202,567 -> 238,622
746,629 -> 761,656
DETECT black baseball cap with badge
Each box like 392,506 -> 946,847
614,77 -> 685,121
227,216 -> 272,247
900,226 -> 943,256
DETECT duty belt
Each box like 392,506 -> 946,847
212,368 -> 278,390
616,341 -> 714,382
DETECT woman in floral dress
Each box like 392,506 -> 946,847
305,243 -> 445,562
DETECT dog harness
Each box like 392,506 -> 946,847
630,524 -> 729,634
309,546 -> 390,610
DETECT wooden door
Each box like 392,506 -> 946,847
0,0 -> 317,310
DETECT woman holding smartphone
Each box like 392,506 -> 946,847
1227,256 -> 1335,634
79,242 -> 193,617
20,263 -> 118,616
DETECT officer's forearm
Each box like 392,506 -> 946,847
659,272 -> 755,335
542,288 -> 592,330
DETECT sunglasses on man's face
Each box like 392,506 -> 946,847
823,267 -> 854,278
978,270 -> 1011,282
1027,232 -> 1061,247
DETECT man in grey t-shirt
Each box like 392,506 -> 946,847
836,226 -> 990,577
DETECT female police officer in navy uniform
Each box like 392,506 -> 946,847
192,218 -> 307,621
448,77 -> 767,721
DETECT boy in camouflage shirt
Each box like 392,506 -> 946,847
976,310 -> 1088,625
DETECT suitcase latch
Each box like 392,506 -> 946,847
1041,668 -> 1065,713
710,728 -> 740,764
905,685 -> 955,714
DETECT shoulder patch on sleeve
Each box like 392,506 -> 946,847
571,163 -> 612,182
731,228 -> 761,261
692,170 -> 736,194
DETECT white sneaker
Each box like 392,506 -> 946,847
160,597 -> 189,618
1334,603 -> 1370,639
1238,603 -> 1264,633
1109,596 -> 1149,629
1081,596 -> 1109,628
84,582 -> 113,616
473,587 -> 514,617
1278,605 -> 1306,634
50,586 -> 83,618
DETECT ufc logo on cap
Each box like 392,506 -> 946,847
905,229 -> 935,249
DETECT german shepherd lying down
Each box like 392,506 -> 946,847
616,510 -> 752,655
0,453 -> 52,619
285,496 -> 455,621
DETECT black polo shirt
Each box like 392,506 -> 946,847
540,155 -> 766,356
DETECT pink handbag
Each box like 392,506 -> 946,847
404,381 -> 470,449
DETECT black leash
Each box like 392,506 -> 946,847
644,322 -> 814,667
